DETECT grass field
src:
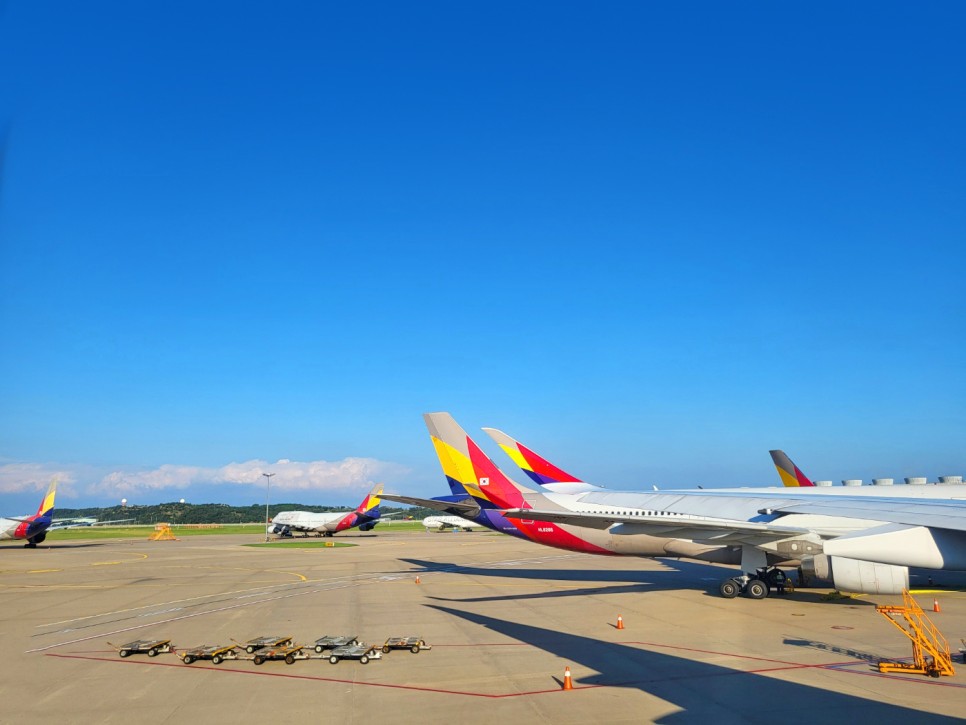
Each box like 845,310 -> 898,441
45,520 -> 431,541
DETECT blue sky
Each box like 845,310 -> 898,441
1,2 -> 964,512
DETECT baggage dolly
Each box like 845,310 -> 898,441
327,642 -> 381,665
178,644 -> 239,665
381,636 -> 431,654
249,643 -> 310,665
313,634 -> 358,653
232,635 -> 293,654
110,639 -> 173,658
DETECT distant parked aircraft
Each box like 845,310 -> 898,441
268,484 -> 386,537
1,479 -> 57,547
422,515 -> 485,532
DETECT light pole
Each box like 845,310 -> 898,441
263,472 -> 275,542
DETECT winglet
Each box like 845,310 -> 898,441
481,427 -> 584,485
769,450 -> 814,487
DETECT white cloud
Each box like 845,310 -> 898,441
1,458 -> 409,500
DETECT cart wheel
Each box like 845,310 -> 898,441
119,650 -> 130,658
253,656 -> 264,665
246,646 -> 256,654
315,645 -> 324,654
148,648 -> 159,657
211,655 -> 222,665
719,580 -> 740,599
329,655 -> 339,664
360,655 -> 369,665
410,644 -> 420,654
183,655 -> 195,665
284,654 -> 295,665
382,645 -> 390,654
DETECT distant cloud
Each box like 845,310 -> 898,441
1,457 -> 409,501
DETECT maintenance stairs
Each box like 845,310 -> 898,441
876,589 -> 955,677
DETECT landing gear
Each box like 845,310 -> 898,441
746,579 -> 769,599
719,579 -> 741,598
718,566 -> 789,600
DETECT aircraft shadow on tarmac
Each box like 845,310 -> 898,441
783,638 -> 882,664
400,557 -> 877,606
428,605 -> 960,724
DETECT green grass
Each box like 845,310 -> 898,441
45,520 -> 428,541
47,524 -> 266,540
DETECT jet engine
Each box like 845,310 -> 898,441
805,554 -> 908,595
358,522 -> 378,531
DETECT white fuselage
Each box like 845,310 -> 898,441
423,516 -> 485,531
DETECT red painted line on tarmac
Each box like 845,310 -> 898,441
45,653 -> 592,698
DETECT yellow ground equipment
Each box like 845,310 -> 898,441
149,523 -> 178,541
876,590 -> 955,677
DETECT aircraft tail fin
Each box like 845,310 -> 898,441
424,412 -> 537,510
355,483 -> 384,518
769,450 -> 815,487
481,427 -> 584,485
35,478 -> 58,516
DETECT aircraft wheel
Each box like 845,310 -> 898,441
719,580 -> 740,599
360,655 -> 369,664
329,655 -> 339,664
253,656 -> 264,666
746,579 -> 769,600
211,655 -> 222,665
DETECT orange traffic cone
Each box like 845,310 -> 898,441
562,666 -> 573,690
415,575 -> 421,584
616,615 -> 625,630
933,598 -> 941,613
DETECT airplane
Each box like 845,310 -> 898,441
1,479 -> 57,547
407,413 -> 966,600
267,484 -> 386,537
422,515 -> 486,532
50,516 -> 135,529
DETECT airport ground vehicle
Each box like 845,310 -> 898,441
178,644 -> 238,665
327,642 -> 381,664
381,636 -> 430,654
111,639 -> 173,658
313,634 -> 357,653
233,635 -> 293,654
251,643 -> 309,665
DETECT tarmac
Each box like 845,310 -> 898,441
2,529 -> 965,723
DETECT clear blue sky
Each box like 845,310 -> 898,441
1,2 -> 964,512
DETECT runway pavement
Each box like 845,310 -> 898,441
2,529 -> 964,723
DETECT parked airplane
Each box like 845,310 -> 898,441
1,479 -> 57,547
423,515 -> 485,532
411,413 -> 966,600
51,516 -> 135,529
268,484 -> 386,537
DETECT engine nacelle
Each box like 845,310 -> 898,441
806,554 -> 908,594
358,522 -> 377,531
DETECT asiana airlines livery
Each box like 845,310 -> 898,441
1,479 -> 58,548
384,413 -> 966,601
268,484 -> 386,537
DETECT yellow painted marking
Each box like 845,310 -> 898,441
28,569 -> 62,573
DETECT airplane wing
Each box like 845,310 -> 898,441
501,507 -> 812,545
380,493 -> 481,515
772,499 -> 966,533
91,518 -> 136,526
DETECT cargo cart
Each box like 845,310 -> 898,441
327,642 -> 381,665
110,639 -> 173,658
313,634 -> 358,653
250,643 -> 310,665
178,644 -> 239,665
232,635 -> 293,654
381,636 -> 431,654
